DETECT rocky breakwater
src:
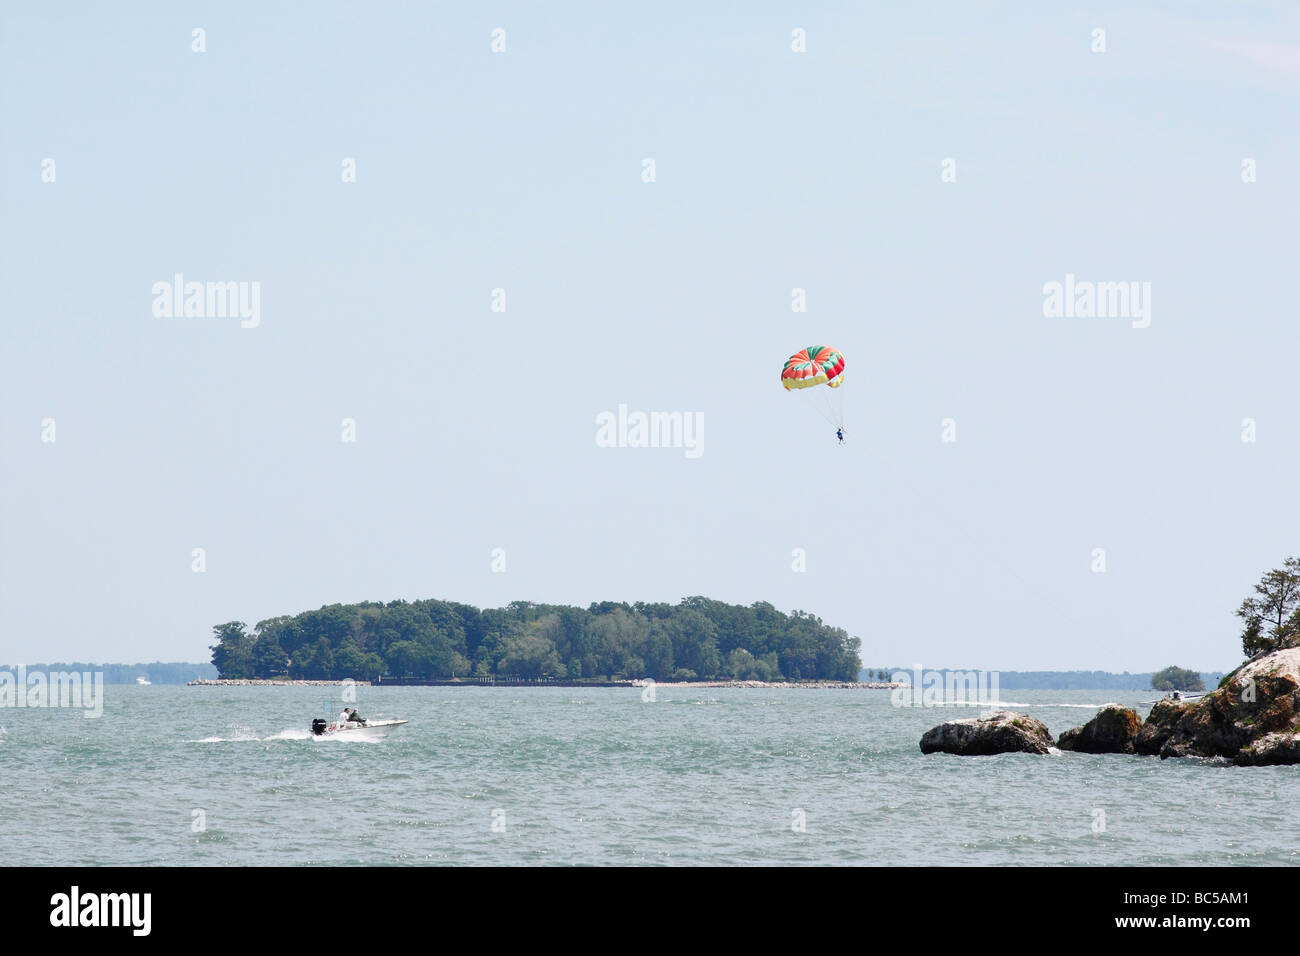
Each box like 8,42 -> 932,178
1152,647 -> 1300,765
919,710 -> 1054,756
1056,703 -> 1142,754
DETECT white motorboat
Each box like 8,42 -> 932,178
310,717 -> 408,741
1139,690 -> 1206,705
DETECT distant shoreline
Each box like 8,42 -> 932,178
651,680 -> 905,689
187,677 -> 905,689
187,678 -> 373,687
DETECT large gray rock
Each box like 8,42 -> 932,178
1135,697 -> 1192,755
1057,703 -> 1141,754
919,710 -> 1054,756
1234,731 -> 1300,766
1152,648 -> 1300,762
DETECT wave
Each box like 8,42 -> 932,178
274,728 -> 385,743
1051,703 -> 1116,708
917,700 -> 1121,710
191,728 -> 383,743
192,726 -> 260,742
928,699 -> 1030,708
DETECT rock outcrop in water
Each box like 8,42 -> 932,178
919,710 -> 1054,756
1147,648 -> 1300,764
1134,697 -> 1193,755
1056,703 -> 1141,754
1234,731 -> 1300,766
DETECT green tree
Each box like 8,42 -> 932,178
255,616 -> 307,658
643,625 -> 675,680
332,641 -> 367,680
386,640 -> 434,678
249,635 -> 288,678
497,631 -> 565,678
587,608 -> 651,678
1237,557 -> 1300,657
663,610 -> 720,678
726,648 -> 761,680
289,642 -> 318,679
1151,666 -> 1204,692
210,622 -> 251,678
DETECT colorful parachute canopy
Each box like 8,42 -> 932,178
781,346 -> 845,390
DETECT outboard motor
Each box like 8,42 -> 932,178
311,718 -> 328,736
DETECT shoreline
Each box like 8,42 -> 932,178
646,680 -> 905,689
187,677 -> 904,689
187,678 -> 374,687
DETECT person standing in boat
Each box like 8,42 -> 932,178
337,707 -> 351,729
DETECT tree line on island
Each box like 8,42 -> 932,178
0,662 -> 217,684
209,597 -> 863,683
204,558 -> 1300,687
856,667 -> 1217,691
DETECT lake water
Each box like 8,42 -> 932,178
4,685 -> 1297,866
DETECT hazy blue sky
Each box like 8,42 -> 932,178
3,2 -> 1297,671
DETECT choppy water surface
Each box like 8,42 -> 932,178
4,685 -> 1298,866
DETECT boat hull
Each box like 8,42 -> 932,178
316,719 -> 408,741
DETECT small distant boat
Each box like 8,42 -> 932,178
310,717 -> 407,741
136,677 -> 151,686
1140,690 -> 1205,705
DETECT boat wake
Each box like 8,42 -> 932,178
192,726 -> 261,743
192,728 -> 385,743
268,728 -> 314,740
284,727 -> 388,743
932,699 -> 1030,708
925,701 -> 1120,710
1051,702 -> 1117,708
